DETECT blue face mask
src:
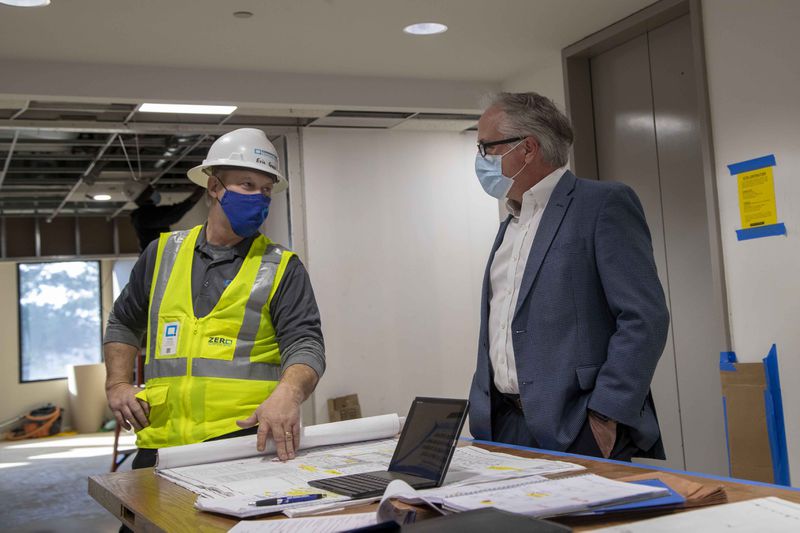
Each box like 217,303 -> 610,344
217,184 -> 271,237
474,140 -> 527,199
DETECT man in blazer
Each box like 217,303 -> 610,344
469,92 -> 669,460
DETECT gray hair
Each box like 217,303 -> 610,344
483,92 -> 574,167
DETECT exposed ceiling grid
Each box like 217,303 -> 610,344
0,101 -> 479,218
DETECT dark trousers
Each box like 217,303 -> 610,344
490,387 -> 639,461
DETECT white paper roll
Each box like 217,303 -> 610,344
157,413 -> 401,470
66,363 -> 108,434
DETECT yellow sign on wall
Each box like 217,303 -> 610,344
737,166 -> 778,228
727,154 -> 786,241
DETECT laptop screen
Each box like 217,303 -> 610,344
388,397 -> 469,483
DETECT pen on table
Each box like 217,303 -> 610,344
249,493 -> 325,506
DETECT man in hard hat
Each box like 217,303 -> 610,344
103,128 -> 324,468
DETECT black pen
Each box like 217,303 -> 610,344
248,493 -> 325,506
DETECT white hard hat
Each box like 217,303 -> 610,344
187,128 -> 287,193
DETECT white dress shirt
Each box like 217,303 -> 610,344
488,167 -> 567,394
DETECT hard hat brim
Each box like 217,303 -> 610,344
187,160 -> 288,194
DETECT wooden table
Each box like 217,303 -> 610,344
89,440 -> 800,532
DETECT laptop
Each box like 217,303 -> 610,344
308,397 -> 469,499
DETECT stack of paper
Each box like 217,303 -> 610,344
594,497 -> 800,532
154,415 -> 585,518
228,513 -> 378,532
176,442 -> 585,517
224,475 -> 671,532
390,474 -> 669,517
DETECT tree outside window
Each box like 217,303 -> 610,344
18,261 -> 102,382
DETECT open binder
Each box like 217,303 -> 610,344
389,473 -> 670,518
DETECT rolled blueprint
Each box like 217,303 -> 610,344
157,413 -> 401,470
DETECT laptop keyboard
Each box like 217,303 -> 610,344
309,473 -> 393,497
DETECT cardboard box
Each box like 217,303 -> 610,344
719,345 -> 790,485
327,394 -> 362,422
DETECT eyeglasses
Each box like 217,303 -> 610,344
211,175 -> 272,198
477,136 -> 525,158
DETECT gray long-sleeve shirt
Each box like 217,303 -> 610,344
104,226 -> 325,378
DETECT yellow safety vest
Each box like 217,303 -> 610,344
134,225 -> 294,449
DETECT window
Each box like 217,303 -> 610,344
18,261 -> 102,382
112,258 -> 136,300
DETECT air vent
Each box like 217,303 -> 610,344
413,113 -> 480,121
327,110 -> 415,119
391,111 -> 479,132
310,109 -> 415,129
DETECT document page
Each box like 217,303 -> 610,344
446,446 -> 584,485
225,478 -> 425,529
440,473 -> 668,517
595,497 -> 800,532
228,513 -> 378,533
228,512 -> 378,533
189,440 -> 400,517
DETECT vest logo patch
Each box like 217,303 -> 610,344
208,336 -> 233,346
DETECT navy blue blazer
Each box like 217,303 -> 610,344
469,171 -> 669,457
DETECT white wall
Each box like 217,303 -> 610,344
702,0 -> 800,483
502,62 -> 566,109
301,128 -> 499,421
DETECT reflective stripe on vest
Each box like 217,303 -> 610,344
146,229 -> 189,373
144,227 -> 288,381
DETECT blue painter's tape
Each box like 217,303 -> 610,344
736,223 -> 787,241
720,351 -> 737,372
722,396 -> 732,477
764,389 -> 782,483
462,437 -> 800,492
763,345 -> 791,486
727,154 -> 777,175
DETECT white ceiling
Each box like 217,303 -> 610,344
0,0 -> 653,83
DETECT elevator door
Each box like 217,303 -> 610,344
590,14 -> 728,475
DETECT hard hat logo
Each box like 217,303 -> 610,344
254,148 -> 278,160
186,128 -> 288,193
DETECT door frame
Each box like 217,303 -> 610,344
561,0 -> 730,348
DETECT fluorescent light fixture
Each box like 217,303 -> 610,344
403,22 -> 448,35
139,103 -> 237,115
0,0 -> 50,6
92,194 -> 112,201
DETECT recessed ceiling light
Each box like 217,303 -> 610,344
139,103 -> 237,115
0,0 -> 50,6
233,11 -> 253,19
403,22 -> 448,35
93,194 -> 112,201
